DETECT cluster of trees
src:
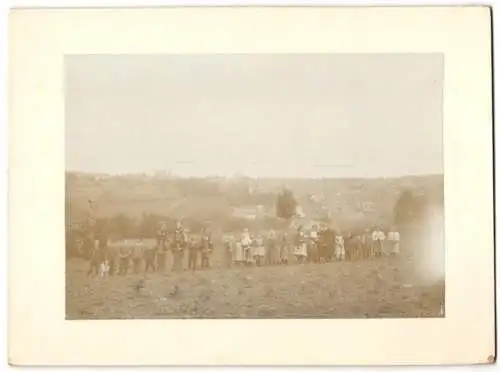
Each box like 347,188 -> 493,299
392,189 -> 441,228
275,188 -> 298,221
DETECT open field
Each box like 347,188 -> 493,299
66,253 -> 445,319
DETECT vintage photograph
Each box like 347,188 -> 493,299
65,54 -> 445,320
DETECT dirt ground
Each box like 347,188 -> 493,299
66,249 -> 445,319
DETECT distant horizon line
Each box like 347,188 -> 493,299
65,169 -> 444,180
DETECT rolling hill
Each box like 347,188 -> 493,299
66,172 -> 444,233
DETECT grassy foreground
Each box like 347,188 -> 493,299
66,252 -> 444,319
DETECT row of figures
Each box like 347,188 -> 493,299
223,225 -> 401,267
86,221 -> 401,277
156,221 -> 215,272
87,221 -> 215,277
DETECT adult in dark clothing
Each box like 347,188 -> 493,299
187,236 -> 200,272
144,243 -> 157,273
87,240 -> 102,277
361,229 -> 371,259
157,223 -> 168,247
107,242 -> 118,276
224,236 -> 233,269
157,246 -> 167,273
317,227 -> 330,263
118,243 -> 131,275
319,227 -> 335,262
87,233 -> 108,277
156,223 -> 168,272
279,233 -> 289,265
345,232 -> 356,261
200,230 -> 213,269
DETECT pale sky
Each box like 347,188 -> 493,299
65,54 -> 443,178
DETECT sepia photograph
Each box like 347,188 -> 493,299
9,6 -> 494,365
65,53 -> 445,320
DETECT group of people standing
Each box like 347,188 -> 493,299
86,220 -> 401,277
156,221 -> 215,273
223,224 -> 401,267
87,221 -> 215,277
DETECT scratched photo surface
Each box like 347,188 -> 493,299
65,54 -> 445,319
